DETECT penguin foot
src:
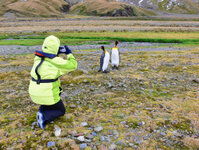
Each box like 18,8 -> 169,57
116,67 -> 119,70
103,70 -> 109,73
98,69 -> 102,72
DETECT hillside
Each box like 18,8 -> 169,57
0,0 -> 69,18
70,0 -> 156,16
0,0 -> 199,18
116,0 -> 199,14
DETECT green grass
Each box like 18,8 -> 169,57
0,32 -> 199,46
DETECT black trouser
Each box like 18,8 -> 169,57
39,100 -> 65,124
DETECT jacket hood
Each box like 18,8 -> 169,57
42,35 -> 60,55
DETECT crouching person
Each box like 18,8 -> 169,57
28,35 -> 77,129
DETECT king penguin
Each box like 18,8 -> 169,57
111,41 -> 119,70
98,46 -> 110,73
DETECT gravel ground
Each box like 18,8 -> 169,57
0,42 -> 190,73
0,42 -> 189,56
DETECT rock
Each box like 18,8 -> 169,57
120,121 -> 126,125
54,125 -> 61,137
105,136 -> 111,142
32,122 -> 36,126
108,83 -> 113,88
100,136 -> 105,141
129,143 -> 134,147
133,145 -> 138,149
138,121 -> 145,126
77,136 -> 85,142
74,133 -> 84,137
66,115 -> 72,121
92,131 -> 97,136
85,139 -> 92,143
70,104 -> 76,108
143,135 -> 150,140
83,79 -> 88,83
94,126 -> 103,132
173,130 -> 182,137
113,130 -> 119,135
100,145 -> 107,150
109,144 -> 117,150
134,136 -> 142,144
159,104 -> 164,108
160,132 -> 166,136
145,107 -> 152,110
138,122 -> 142,126
86,134 -> 94,139
82,70 -> 88,74
116,141 -> 127,146
47,141 -> 55,148
80,143 -> 87,149
192,78 -> 199,83
81,122 -> 88,127
162,63 -> 175,67
68,130 -> 77,136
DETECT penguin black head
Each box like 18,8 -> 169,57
115,41 -> 119,46
101,46 -> 105,51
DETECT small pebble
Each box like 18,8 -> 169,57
80,143 -> 87,149
81,122 -> 88,127
94,126 -> 103,132
54,125 -> 61,137
100,136 -> 105,141
77,136 -> 85,142
47,141 -> 55,148
92,131 -> 97,136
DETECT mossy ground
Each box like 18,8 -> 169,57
0,46 -> 199,149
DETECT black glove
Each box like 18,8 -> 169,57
64,45 -> 72,54
58,45 -> 72,55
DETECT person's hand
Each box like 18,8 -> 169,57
64,45 -> 72,54
58,46 -> 65,55
59,46 -> 64,51
58,46 -> 72,55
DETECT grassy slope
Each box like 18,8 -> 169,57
0,0 -> 67,17
0,32 -> 199,46
0,0 -> 16,16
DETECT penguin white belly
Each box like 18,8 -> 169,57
102,51 -> 110,71
111,48 -> 119,66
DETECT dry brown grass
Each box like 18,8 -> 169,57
183,136 -> 199,149
1,0 -> 67,17
1,19 -> 199,33
71,0 -> 127,14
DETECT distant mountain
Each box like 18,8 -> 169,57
115,0 -> 199,14
1,0 -> 199,18
70,0 -> 156,16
